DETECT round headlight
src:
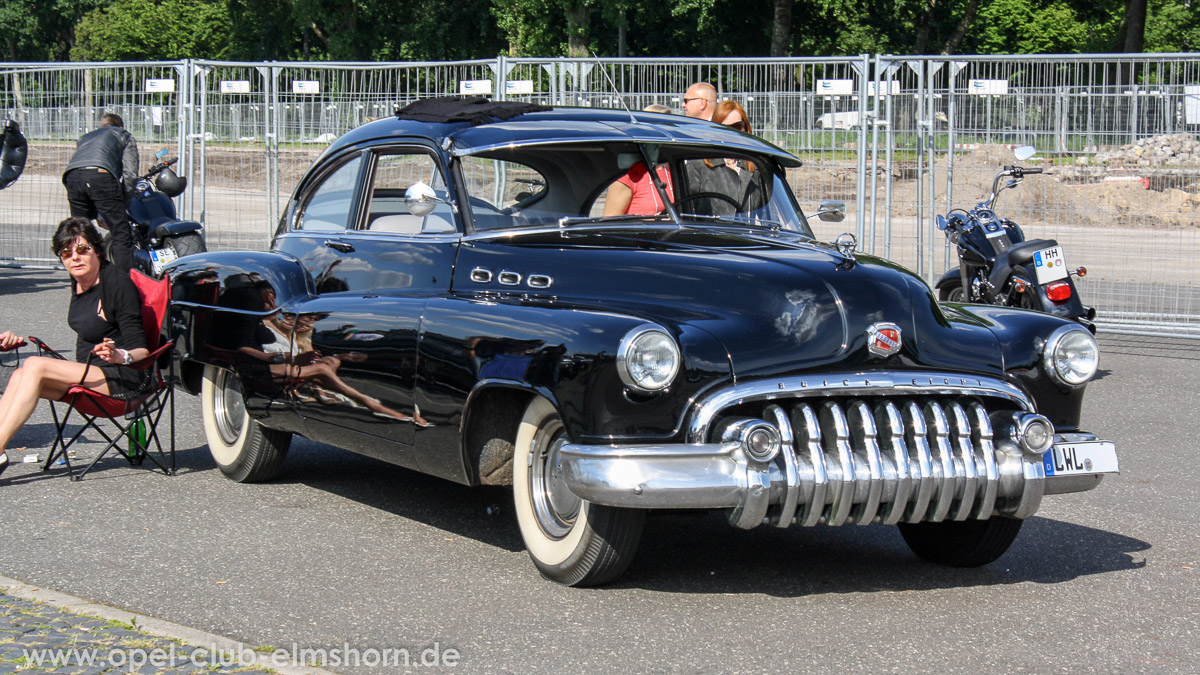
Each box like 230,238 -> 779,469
616,325 -> 681,393
1043,325 -> 1099,386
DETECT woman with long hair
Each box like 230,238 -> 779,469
0,217 -> 150,477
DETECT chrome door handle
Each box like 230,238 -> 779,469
324,240 -> 354,253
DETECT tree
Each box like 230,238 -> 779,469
1115,0 -> 1147,52
226,0 -> 301,61
770,0 -> 793,56
1144,0 -> 1200,52
0,0 -> 108,61
71,0 -> 233,61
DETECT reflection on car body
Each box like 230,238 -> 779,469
166,98 -> 1117,587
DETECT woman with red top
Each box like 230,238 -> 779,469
602,104 -> 676,217
603,161 -> 674,216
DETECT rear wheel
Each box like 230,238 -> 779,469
164,232 -> 205,259
512,397 -> 644,586
201,365 -> 291,482
1010,268 -> 1039,310
898,516 -> 1024,567
938,284 -> 966,302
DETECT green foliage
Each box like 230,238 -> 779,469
971,0 -> 1087,54
494,0 -> 564,56
1144,0 -> 1200,52
0,0 -> 108,60
2,0 -> 1194,62
71,0 -> 233,60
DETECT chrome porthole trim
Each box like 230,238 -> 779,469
527,274 -> 553,289
470,267 -> 493,283
1042,324 -> 1100,386
498,271 -> 522,286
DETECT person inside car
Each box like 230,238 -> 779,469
602,104 -> 677,217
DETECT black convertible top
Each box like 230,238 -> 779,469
395,96 -> 551,126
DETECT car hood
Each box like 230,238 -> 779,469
457,226 -> 1004,379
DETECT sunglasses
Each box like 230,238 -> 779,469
57,243 -> 94,259
727,121 -> 748,132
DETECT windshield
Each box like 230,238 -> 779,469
458,142 -> 814,237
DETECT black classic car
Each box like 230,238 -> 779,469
165,98 -> 1118,586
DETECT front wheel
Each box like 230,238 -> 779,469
898,516 -> 1024,567
163,232 -> 206,259
201,365 -> 291,482
513,397 -> 645,586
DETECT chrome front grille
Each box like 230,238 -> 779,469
560,372 -> 1057,529
759,397 -> 1007,528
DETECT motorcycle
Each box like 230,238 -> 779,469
105,148 -> 206,277
0,119 -> 27,190
934,145 -> 1095,332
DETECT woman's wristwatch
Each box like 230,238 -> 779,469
121,348 -> 134,365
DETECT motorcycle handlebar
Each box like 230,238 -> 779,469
141,157 -> 179,180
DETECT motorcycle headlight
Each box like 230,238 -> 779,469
616,325 -> 681,393
1042,325 -> 1099,386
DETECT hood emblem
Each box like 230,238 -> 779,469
867,322 -> 902,357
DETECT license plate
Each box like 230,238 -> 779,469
1043,441 -> 1118,476
1033,245 -> 1069,284
149,246 -> 178,276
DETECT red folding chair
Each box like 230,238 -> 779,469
32,270 -> 176,480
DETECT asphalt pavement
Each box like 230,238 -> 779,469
0,266 -> 1196,674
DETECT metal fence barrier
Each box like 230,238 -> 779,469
2,55 -> 1197,337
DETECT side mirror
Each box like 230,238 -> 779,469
405,182 -> 441,217
936,214 -> 948,231
1013,145 -> 1036,161
816,200 -> 845,222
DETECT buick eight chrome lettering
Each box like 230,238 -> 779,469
165,99 -> 1118,586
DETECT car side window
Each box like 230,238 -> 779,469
365,152 -> 456,235
295,154 -> 363,232
459,156 -> 548,230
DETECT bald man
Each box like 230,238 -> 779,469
682,82 -> 717,120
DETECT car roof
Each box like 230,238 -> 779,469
322,106 -> 803,168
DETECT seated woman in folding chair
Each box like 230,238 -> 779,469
0,217 -> 149,478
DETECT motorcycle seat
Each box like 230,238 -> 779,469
1006,239 -> 1058,266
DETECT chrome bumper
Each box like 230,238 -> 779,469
561,398 -> 1116,530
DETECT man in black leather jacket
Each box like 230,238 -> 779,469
62,112 -> 139,270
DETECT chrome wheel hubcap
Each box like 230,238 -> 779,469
529,416 -> 580,540
213,370 -> 246,445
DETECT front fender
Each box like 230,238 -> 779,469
934,268 -> 962,289
419,296 -> 731,444
942,303 -> 1089,430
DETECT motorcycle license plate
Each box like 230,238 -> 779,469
1043,441 -> 1118,476
149,247 -> 178,276
1033,245 -> 1069,284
